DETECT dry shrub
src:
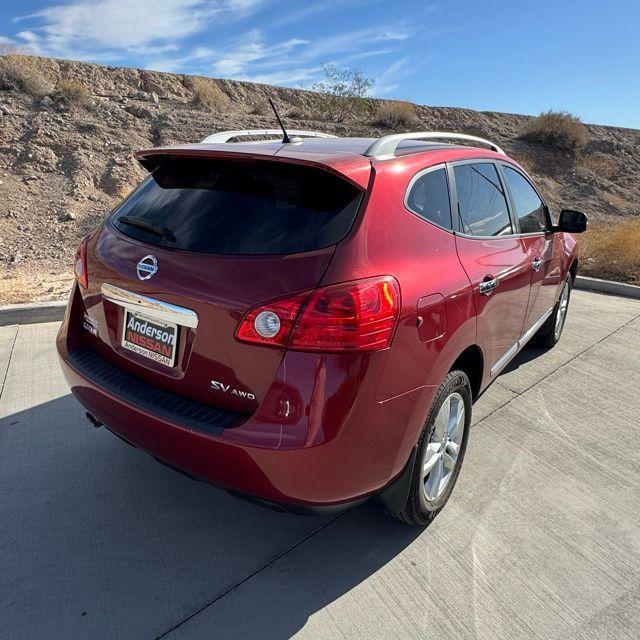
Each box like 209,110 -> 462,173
581,153 -> 619,180
249,100 -> 269,116
0,52 -> 50,97
54,79 -> 92,107
605,193 -> 629,212
580,219 -> 640,285
520,110 -> 588,155
375,100 -> 416,128
310,65 -> 374,121
459,127 -> 493,140
190,78 -> 229,111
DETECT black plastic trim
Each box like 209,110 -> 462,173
68,347 -> 245,435
377,445 -> 419,514
107,426 -> 367,516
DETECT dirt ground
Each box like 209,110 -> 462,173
1,55 -> 639,304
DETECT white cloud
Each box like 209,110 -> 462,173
237,66 -> 322,87
14,0 -> 262,58
3,0 -> 425,100
372,53 -> 439,97
371,58 -> 408,95
209,23 -> 412,85
211,33 -> 307,76
296,25 -> 411,64
270,0 -> 385,28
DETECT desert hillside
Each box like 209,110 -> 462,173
1,56 -> 639,303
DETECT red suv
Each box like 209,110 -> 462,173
57,130 -> 587,525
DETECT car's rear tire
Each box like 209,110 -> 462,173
390,370 -> 472,526
533,274 -> 572,348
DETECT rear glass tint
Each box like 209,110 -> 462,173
110,159 -> 363,255
453,163 -> 512,237
406,167 -> 452,229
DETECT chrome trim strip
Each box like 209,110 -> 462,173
520,306 -> 554,348
490,342 -> 519,378
101,283 -> 199,329
490,306 -> 554,377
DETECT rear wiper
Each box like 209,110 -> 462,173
118,216 -> 176,242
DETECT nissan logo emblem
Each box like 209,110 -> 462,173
137,255 -> 158,280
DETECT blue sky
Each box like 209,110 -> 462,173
1,0 -> 639,128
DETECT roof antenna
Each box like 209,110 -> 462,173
269,97 -> 295,144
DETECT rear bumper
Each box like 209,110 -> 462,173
56,294 -> 438,509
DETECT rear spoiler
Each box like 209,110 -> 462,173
134,144 -> 372,191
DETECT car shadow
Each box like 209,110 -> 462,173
502,343 -> 549,374
1,394 -> 422,639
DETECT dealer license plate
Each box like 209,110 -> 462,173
121,309 -> 178,367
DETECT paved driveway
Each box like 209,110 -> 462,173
1,290 -> 639,640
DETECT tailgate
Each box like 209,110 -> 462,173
79,225 -> 335,414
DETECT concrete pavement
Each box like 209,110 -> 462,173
1,290 -> 639,639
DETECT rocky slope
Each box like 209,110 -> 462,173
1,56 -> 639,303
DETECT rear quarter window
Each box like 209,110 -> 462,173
110,159 -> 363,255
406,167 -> 452,230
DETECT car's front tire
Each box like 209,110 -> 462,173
534,274 -> 572,348
391,370 -> 472,526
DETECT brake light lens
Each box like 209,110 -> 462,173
74,235 -> 90,288
291,276 -> 400,351
235,276 -> 400,352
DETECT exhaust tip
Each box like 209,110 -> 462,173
85,412 -> 103,428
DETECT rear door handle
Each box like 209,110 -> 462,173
479,276 -> 500,296
532,256 -> 542,272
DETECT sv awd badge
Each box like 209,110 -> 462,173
210,380 -> 256,400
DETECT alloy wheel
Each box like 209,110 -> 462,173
554,280 -> 570,340
422,391 -> 465,502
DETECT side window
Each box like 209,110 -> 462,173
406,167 -> 452,230
503,166 -> 548,233
453,163 -> 512,237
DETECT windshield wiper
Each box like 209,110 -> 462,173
118,216 -> 176,242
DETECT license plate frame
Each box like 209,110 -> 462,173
121,309 -> 178,367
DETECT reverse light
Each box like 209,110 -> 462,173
236,292 -> 309,347
74,234 -> 90,289
235,276 -> 400,352
254,310 -> 281,339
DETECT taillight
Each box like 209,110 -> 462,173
291,277 -> 400,351
74,235 -> 90,288
235,292 -> 309,347
235,276 -> 400,352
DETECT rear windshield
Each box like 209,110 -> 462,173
109,158 -> 363,255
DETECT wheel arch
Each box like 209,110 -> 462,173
449,344 -> 484,399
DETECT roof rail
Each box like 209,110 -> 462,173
201,129 -> 338,144
363,131 -> 505,158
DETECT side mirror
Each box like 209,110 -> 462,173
555,209 -> 587,233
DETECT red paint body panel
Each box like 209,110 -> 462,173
520,233 -> 564,332
454,234 -> 532,378
57,139 -> 579,508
